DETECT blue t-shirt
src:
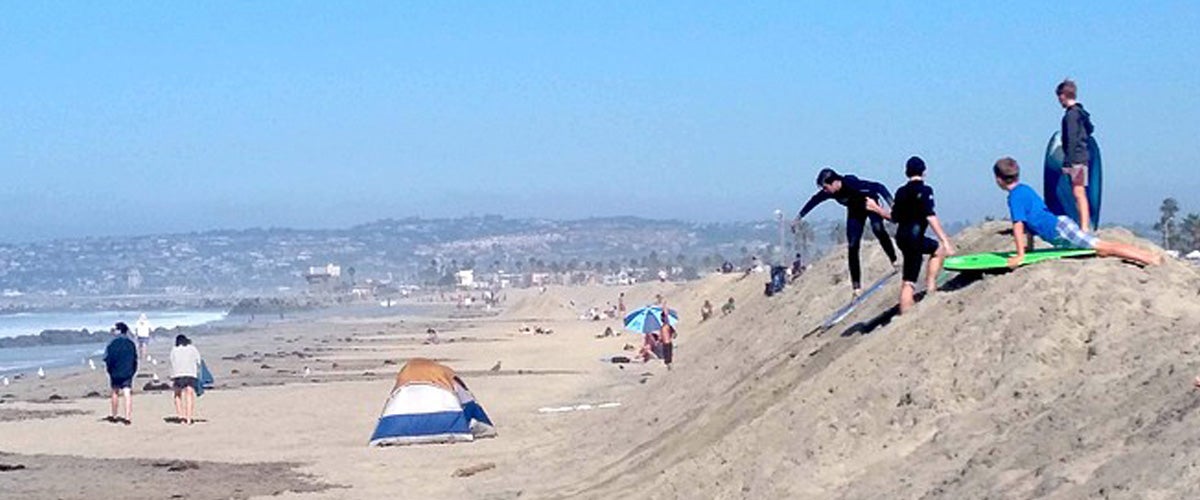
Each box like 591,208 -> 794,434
1007,184 -> 1059,239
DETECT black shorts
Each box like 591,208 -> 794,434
110,377 -> 132,390
898,236 -> 939,283
172,376 -> 197,391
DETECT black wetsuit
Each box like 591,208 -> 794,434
797,175 -> 898,289
892,179 -> 939,283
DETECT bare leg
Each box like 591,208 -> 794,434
123,388 -> 133,423
185,386 -> 196,424
899,282 -> 916,314
1072,185 -> 1091,232
110,389 -> 119,418
926,251 -> 946,292
173,387 -> 183,420
1094,240 -> 1162,266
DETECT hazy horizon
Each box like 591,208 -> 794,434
4,2 -> 1198,242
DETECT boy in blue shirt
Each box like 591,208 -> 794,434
992,157 -> 1160,267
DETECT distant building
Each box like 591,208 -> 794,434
126,268 -> 143,291
455,269 -> 475,288
305,263 -> 342,289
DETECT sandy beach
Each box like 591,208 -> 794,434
3,223 -> 1200,499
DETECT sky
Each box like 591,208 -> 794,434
2,1 -> 1198,242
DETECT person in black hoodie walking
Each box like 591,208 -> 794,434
1056,78 -> 1096,232
104,322 -> 138,425
795,167 -> 898,297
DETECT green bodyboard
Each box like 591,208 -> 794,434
944,248 -> 1096,271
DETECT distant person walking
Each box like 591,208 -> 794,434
790,252 -> 805,282
658,309 -> 675,370
1056,78 -> 1096,232
103,322 -> 138,425
796,168 -> 898,296
135,313 -> 152,360
169,335 -> 202,425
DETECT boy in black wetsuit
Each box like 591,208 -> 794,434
884,157 -> 955,314
795,168 -> 898,297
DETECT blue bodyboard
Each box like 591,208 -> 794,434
1043,131 -> 1103,228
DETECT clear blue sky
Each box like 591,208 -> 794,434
2,2 -> 1197,241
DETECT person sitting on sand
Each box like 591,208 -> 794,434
992,157 -> 1161,267
170,334 -> 203,425
700,300 -> 714,322
103,322 -> 138,425
882,156 -> 956,314
637,329 -> 660,363
721,297 -> 736,316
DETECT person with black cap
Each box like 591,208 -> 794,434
887,156 -> 955,314
794,167 -> 898,297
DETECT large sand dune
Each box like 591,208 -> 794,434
2,222 -> 1197,499
526,222 -> 1200,499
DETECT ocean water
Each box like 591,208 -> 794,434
0,310 -> 226,377
0,343 -> 108,378
0,310 -> 226,339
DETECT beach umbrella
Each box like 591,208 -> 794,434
623,306 -> 679,334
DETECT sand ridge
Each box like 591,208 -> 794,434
1,222 -> 1197,499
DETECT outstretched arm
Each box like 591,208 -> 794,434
797,191 -> 831,219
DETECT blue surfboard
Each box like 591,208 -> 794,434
1043,131 -> 1103,228
821,270 -> 897,329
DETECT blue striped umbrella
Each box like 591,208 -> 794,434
623,306 -> 680,334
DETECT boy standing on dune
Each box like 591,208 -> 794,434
882,156 -> 956,314
992,157 -> 1159,267
1056,79 -> 1096,232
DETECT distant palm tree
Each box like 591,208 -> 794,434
1181,213 -> 1200,251
830,222 -> 847,245
791,219 -> 815,257
1155,198 -> 1181,250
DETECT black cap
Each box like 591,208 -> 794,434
905,156 -> 926,177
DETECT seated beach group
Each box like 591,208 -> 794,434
793,81 -> 1160,315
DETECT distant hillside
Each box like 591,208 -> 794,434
0,215 -> 860,296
